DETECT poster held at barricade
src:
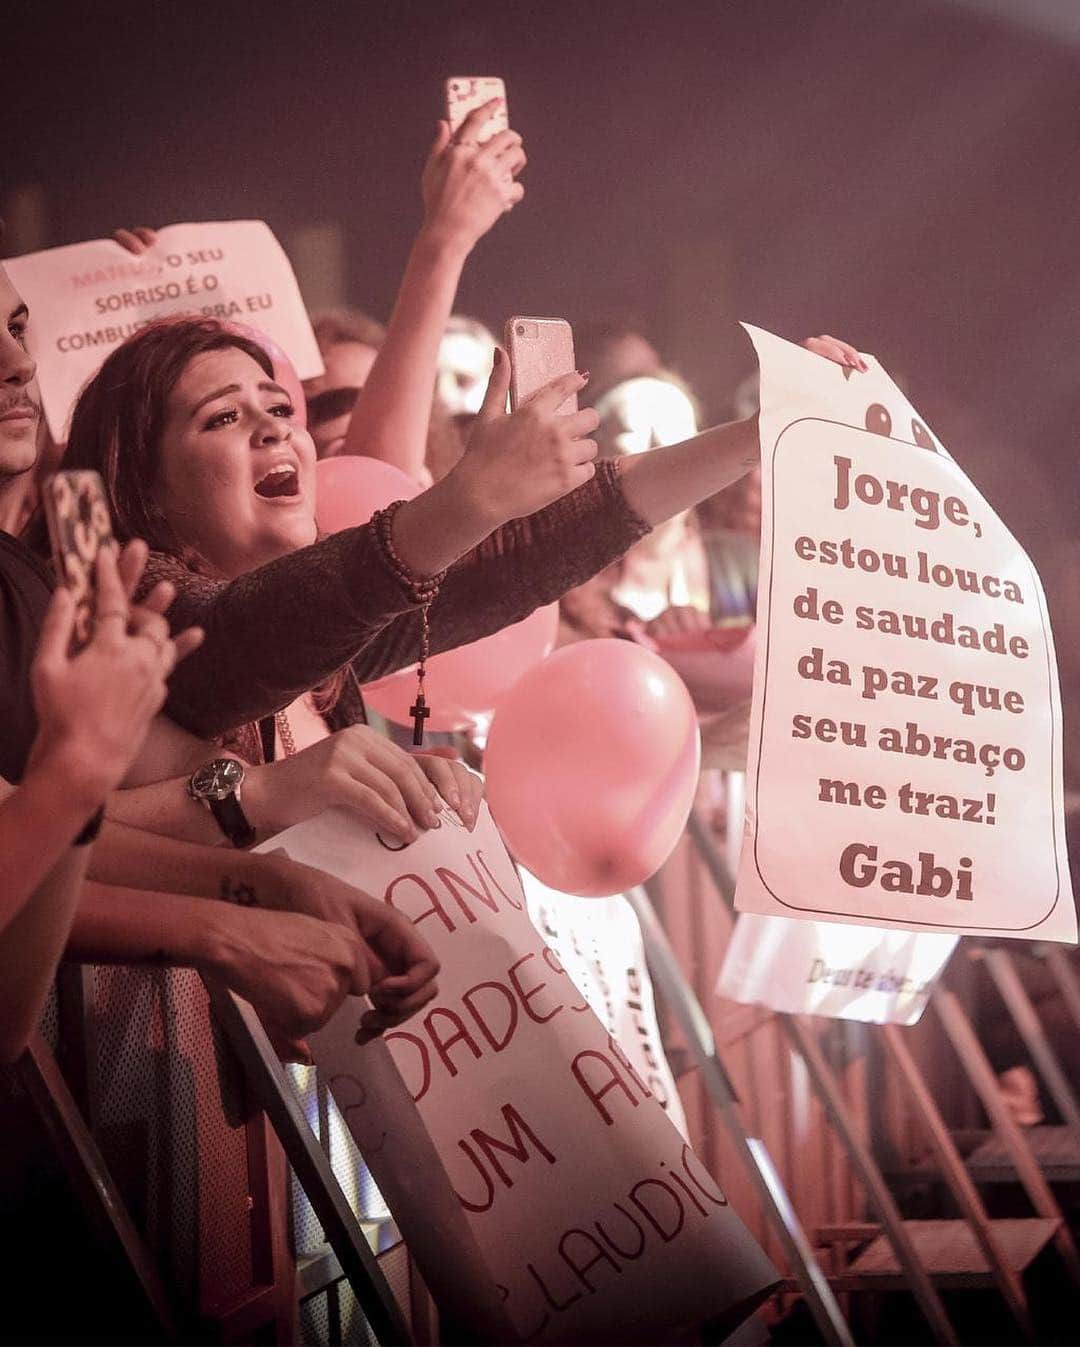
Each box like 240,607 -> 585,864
5,221 -> 323,442
735,325 -> 1075,942
718,912 -> 957,1025
263,803 -> 777,1344
517,867 -> 689,1138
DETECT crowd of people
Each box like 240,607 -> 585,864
0,94 -> 889,1342
0,97 -> 862,1067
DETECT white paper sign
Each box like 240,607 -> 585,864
266,803 -> 777,1344
718,913 -> 957,1025
518,869 -> 689,1138
735,326 -> 1075,942
6,221 -> 323,441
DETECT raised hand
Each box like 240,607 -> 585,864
421,99 -> 526,252
28,541 -> 203,800
453,355 -> 599,526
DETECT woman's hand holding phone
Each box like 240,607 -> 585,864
453,355 -> 599,527
389,354 -> 597,578
28,541 -> 203,805
421,99 -> 526,255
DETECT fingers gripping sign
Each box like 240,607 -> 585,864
356,903 -> 442,1045
244,724 -> 470,846
208,906 -> 373,1060
412,751 -> 484,831
264,856 -> 441,1047
112,226 -> 159,256
802,334 -> 868,373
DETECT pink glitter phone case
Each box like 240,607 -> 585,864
505,317 -> 577,413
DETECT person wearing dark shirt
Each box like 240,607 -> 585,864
0,262 -> 440,1054
0,262 -> 443,1344
52,312 -> 862,861
0,265 -> 204,1055
0,276 -> 53,782
0,528 -> 51,780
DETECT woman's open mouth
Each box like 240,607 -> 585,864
253,463 -> 301,499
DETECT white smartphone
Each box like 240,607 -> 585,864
444,76 -> 509,143
505,316 -> 577,413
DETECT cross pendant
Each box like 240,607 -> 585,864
410,693 -> 431,747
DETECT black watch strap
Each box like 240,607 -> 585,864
208,794 -> 257,848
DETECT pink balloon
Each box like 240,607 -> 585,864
226,322 -> 309,426
428,605 -> 559,712
315,456 -> 420,534
364,604 -> 560,732
484,639 -> 701,896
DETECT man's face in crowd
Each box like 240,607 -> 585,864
0,266 -> 42,480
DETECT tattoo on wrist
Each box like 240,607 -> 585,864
220,875 -> 259,907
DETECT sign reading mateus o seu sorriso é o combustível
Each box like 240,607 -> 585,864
4,221 -> 324,442
735,324 -> 1075,944
259,802 -> 777,1345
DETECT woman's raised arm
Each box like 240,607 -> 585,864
151,336 -> 859,736
340,101 -> 526,481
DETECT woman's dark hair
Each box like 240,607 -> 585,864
58,318 -> 274,556
32,318 -> 358,721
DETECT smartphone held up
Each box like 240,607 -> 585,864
42,470 -> 115,652
505,317 -> 577,413
444,76 -> 508,143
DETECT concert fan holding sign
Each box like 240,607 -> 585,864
2,17 -> 1077,1347
734,326 -> 1074,945
20,251 -> 855,1345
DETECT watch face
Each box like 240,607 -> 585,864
191,758 -> 245,800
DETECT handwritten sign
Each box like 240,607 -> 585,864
718,913 -> 957,1025
265,803 -> 776,1344
5,221 -> 323,441
735,325 -> 1075,942
518,868 -> 689,1138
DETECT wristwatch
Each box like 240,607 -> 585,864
188,758 -> 256,848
